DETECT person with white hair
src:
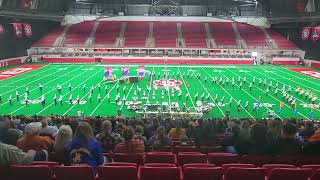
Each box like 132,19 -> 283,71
39,118 -> 58,136
16,122 -> 54,152
53,125 -> 73,164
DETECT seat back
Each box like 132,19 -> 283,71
144,163 -> 176,167
32,161 -> 59,169
174,146 -> 198,154
97,165 -> 137,180
183,167 -> 223,180
208,153 -> 239,166
183,163 -> 216,169
268,168 -> 313,180
0,166 -> 10,180
225,167 -> 267,180
177,153 -> 207,166
311,169 -> 320,180
302,165 -> 320,173
105,162 -> 137,167
53,165 -> 95,180
113,153 -> 144,165
140,166 -> 180,180
262,164 -> 296,174
240,155 -> 273,166
222,164 -> 256,175
272,155 -> 303,166
145,152 -> 176,164
9,165 -> 52,180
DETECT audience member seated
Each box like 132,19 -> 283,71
148,126 -> 172,151
303,128 -> 320,154
96,120 -> 123,152
134,125 -> 147,146
114,126 -> 145,154
54,125 -> 73,164
270,123 -> 302,155
17,122 -> 54,152
300,121 -> 315,138
168,120 -> 187,141
234,123 -> 271,155
66,122 -> 105,170
0,117 -> 22,146
39,118 -> 58,137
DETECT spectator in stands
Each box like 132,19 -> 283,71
39,118 -> 58,137
267,119 -> 282,141
238,120 -> 251,140
168,120 -> 187,141
96,120 -> 123,152
115,122 -> 126,136
300,121 -> 315,138
270,123 -> 302,155
114,126 -> 145,154
303,128 -> 320,154
69,118 -> 79,135
17,122 -> 54,152
148,126 -> 172,151
234,123 -> 271,155
0,142 -> 48,166
134,125 -> 147,146
54,125 -> 73,164
144,118 -> 160,140
0,116 -> 22,146
66,122 -> 105,170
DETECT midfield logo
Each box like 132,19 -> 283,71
153,79 -> 182,88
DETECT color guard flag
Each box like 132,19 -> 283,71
12,23 -> 23,38
23,23 -> 32,37
301,27 -> 312,41
122,66 -> 129,77
0,24 -> 4,35
137,66 -> 145,77
104,66 -> 112,79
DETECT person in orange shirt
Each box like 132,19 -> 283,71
168,121 -> 187,141
17,122 -> 54,152
114,126 -> 145,154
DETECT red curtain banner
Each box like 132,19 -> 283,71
21,0 -> 32,9
23,23 -> 32,37
12,23 -> 23,38
311,26 -> 320,43
301,27 -> 312,41
0,24 -> 4,35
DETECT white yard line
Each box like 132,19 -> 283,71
0,65 -> 67,96
177,67 -> 197,113
89,82 -> 119,116
95,64 -> 237,68
0,64 -> 56,87
256,66 -> 320,93
225,67 -> 309,119
201,67 -> 254,118
38,69 -> 103,115
250,67 -> 320,114
9,66 -> 88,115
147,67 -> 155,101
120,83 -> 134,110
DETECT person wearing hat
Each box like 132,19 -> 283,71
16,122 -> 54,152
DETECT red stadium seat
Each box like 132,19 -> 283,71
140,166 -> 181,180
199,146 -> 225,154
311,169 -> 320,180
240,155 -> 273,166
143,163 -> 176,167
31,161 -> 59,169
208,153 -> 239,166
302,165 -> 320,172
145,152 -> 176,164
97,165 -> 138,180
268,168 -> 313,180
262,164 -> 296,174
272,155 -> 303,166
112,153 -> 144,165
183,167 -> 223,180
53,165 -> 95,180
222,163 -> 256,175
225,167 -> 267,180
174,146 -> 198,154
9,165 -> 52,180
177,153 -> 207,166
0,166 -> 10,180
105,162 -> 137,167
183,163 -> 216,169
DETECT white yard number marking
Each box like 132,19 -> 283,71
300,71 -> 320,79
1,68 -> 33,75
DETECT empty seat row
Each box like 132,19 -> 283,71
101,152 -> 320,167
3,162 -> 320,180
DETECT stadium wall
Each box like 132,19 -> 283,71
0,56 -> 26,67
0,17 -> 59,60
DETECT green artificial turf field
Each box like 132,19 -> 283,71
0,63 -> 319,120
